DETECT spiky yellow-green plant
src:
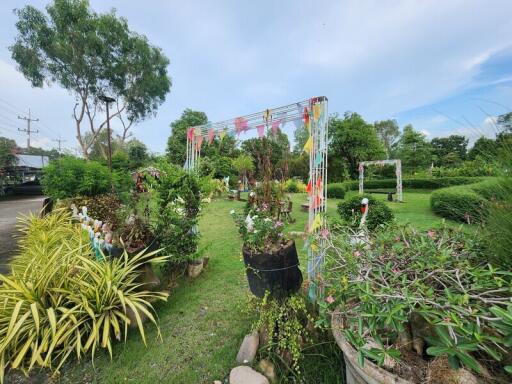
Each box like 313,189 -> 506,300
0,210 -> 168,383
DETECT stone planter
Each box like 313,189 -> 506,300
332,312 -> 412,384
242,240 -> 302,300
187,259 -> 204,278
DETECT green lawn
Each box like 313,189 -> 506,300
60,190 -> 460,383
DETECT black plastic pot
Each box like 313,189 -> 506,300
242,240 -> 303,299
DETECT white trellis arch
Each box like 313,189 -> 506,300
358,159 -> 403,202
185,97 -> 329,299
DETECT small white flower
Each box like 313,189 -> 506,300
245,214 -> 254,231
264,218 -> 272,222
254,230 -> 259,233
230,209 -> 235,215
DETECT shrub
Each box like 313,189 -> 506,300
430,186 -> 488,223
340,176 -> 485,191
42,156 -> 112,199
484,176 -> 512,269
337,194 -> 393,230
429,179 -> 508,223
321,224 -> 512,379
284,179 -> 307,193
327,183 -> 345,199
0,210 -> 168,381
154,163 -> 202,265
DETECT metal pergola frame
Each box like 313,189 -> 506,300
358,159 -> 403,202
185,96 -> 329,298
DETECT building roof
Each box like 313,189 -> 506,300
15,154 -> 49,169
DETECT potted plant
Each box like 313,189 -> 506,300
231,137 -> 302,299
319,224 -> 512,384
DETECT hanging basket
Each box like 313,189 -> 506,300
242,240 -> 303,300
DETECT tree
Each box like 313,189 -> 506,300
166,109 -> 208,166
497,112 -> 512,132
241,130 -> 290,179
127,139 -> 148,168
0,137 -> 18,172
430,135 -> 468,166
293,124 -> 309,154
374,119 -> 400,158
329,112 -> 386,178
232,154 -> 255,185
391,124 -> 432,171
468,136 -> 497,160
10,0 -> 171,158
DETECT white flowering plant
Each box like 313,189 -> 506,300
231,209 -> 285,252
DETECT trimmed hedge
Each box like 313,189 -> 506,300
327,183 -> 346,199
341,176 -> 485,191
430,178 -> 504,223
430,186 -> 488,223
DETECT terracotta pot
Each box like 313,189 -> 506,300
332,312 -> 412,384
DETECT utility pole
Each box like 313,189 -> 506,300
53,137 -> 67,154
17,108 -> 39,149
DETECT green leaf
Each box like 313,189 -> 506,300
426,346 -> 450,356
455,351 -> 480,373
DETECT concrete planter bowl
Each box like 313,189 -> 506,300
332,312 -> 412,384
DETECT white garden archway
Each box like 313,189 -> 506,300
358,159 -> 403,202
185,97 -> 329,299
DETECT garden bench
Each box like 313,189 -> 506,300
366,190 -> 395,201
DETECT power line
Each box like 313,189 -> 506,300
53,137 -> 67,153
0,97 -> 25,115
17,108 -> 39,149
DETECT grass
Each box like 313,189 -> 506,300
58,189 -> 458,383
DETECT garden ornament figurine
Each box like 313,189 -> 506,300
350,198 -> 370,247
359,198 -> 369,229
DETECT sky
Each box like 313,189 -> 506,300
0,0 -> 511,154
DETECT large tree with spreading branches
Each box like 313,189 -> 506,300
10,0 -> 171,158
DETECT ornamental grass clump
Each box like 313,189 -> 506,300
321,224 -> 512,382
0,210 -> 168,383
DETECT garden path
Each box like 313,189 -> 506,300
0,196 -> 44,274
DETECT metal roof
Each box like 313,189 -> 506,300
15,155 -> 49,169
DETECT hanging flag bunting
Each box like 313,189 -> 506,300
315,152 -> 322,166
306,180 -> 312,195
234,117 -> 248,135
195,134 -> 203,150
207,128 -> 215,145
310,194 -> 323,210
303,136 -> 313,153
303,107 -> 310,131
316,176 -> 323,190
310,214 -> 322,233
256,124 -> 265,138
313,103 -> 321,121
271,119 -> 281,135
275,111 -> 287,129
187,127 -> 194,141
